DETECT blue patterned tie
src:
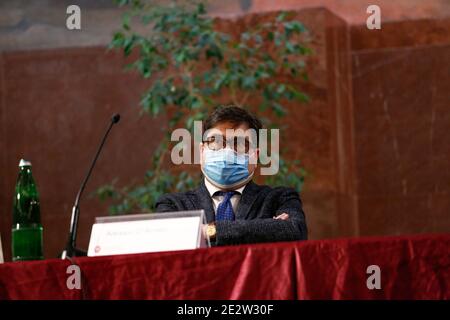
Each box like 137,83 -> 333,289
215,191 -> 236,221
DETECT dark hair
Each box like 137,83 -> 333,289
203,105 -> 263,133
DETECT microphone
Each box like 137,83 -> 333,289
61,113 -> 121,259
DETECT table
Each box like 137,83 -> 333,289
0,234 -> 449,299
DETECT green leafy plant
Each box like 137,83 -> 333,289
97,0 -> 311,214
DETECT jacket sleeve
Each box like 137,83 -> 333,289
155,194 -> 181,212
215,187 -> 307,245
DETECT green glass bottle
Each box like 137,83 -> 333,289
12,159 -> 44,261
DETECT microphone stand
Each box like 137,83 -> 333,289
61,114 -> 121,259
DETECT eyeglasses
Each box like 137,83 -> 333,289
203,135 -> 255,154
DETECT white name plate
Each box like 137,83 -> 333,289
87,210 -> 209,257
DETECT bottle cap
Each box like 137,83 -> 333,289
19,159 -> 32,167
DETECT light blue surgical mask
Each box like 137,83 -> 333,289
202,148 -> 254,190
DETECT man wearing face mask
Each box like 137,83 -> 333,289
155,105 -> 307,245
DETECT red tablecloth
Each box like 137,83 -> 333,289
0,234 -> 449,299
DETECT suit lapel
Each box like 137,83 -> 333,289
194,181 -> 216,223
193,179 -> 261,222
235,180 -> 260,220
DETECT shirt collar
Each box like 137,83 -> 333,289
204,178 -> 246,197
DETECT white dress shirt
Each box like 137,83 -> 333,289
204,178 -> 247,215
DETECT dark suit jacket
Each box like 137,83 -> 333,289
155,180 -> 307,246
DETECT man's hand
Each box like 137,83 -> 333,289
273,213 -> 289,220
